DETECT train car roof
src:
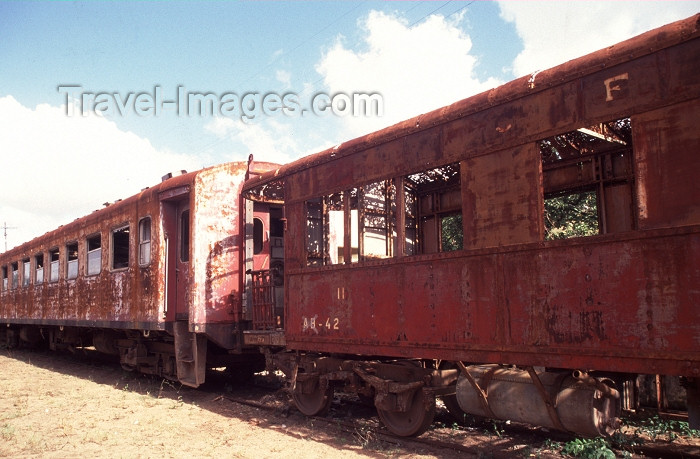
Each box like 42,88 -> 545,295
242,13 -> 700,199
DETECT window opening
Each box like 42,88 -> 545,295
270,207 -> 285,238
22,258 -> 30,287
405,162 -> 462,254
306,197 -> 324,266
139,217 -> 151,266
305,191 -> 360,266
35,254 -> 44,284
66,242 -> 78,279
87,234 -> 101,276
180,210 -> 190,262
11,262 -> 18,289
2,266 -> 7,291
253,218 -> 264,255
359,181 -> 395,260
112,226 -> 130,269
539,118 -> 634,240
49,248 -> 59,282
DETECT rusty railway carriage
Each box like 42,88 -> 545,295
2,15 -> 700,440
242,15 -> 700,437
0,162 -> 278,387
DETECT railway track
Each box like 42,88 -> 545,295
219,380 -> 700,459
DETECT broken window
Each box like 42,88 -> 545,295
11,262 -> 18,289
2,266 -> 7,291
539,118 -> 634,240
66,242 -> 78,280
404,163 -> 463,254
22,258 -> 30,287
359,181 -> 395,260
303,165 -> 463,265
139,217 -> 151,266
35,253 -> 44,284
87,234 -> 101,276
49,248 -> 59,282
112,225 -> 130,269
305,193 -> 354,266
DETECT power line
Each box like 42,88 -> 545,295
409,1 -> 452,28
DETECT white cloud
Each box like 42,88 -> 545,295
275,69 -> 292,89
205,117 -> 299,165
498,1 -> 700,77
0,95 -> 199,250
315,10 -> 502,139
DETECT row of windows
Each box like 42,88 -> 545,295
305,163 -> 462,267
304,117 -> 634,266
1,217 -> 151,292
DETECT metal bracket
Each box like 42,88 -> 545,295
525,366 -> 568,432
457,362 -> 497,420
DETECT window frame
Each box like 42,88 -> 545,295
11,261 -> 19,289
21,257 -> 31,287
86,233 -> 102,276
48,248 -> 60,283
34,253 -> 44,285
138,216 -> 152,267
66,241 -> 79,280
111,224 -> 131,271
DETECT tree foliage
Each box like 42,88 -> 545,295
544,191 -> 599,240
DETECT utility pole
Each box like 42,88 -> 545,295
2,221 -> 18,252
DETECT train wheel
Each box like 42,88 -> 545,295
292,381 -> 333,416
377,389 -> 436,437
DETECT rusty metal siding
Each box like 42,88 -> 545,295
462,144 -> 543,249
190,162 -> 248,328
0,175 -> 191,329
634,99 -> 700,229
284,227 -> 700,377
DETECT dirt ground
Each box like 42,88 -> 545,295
0,348 -> 467,459
2,347 -> 699,458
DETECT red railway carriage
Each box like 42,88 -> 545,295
243,15 -> 700,436
0,161 -> 277,386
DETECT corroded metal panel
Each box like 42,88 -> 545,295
634,99 -> 700,229
0,185 -> 166,328
284,227 -> 700,377
462,143 -> 543,249
190,162 -> 248,329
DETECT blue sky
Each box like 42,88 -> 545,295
1,1 -> 698,249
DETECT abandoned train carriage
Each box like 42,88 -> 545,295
242,14 -> 700,436
0,162 -> 278,386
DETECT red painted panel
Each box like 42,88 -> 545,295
635,99 -> 700,229
285,227 -> 700,377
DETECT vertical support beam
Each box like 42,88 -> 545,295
395,177 -> 405,258
357,187 -> 365,262
343,191 -> 352,264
